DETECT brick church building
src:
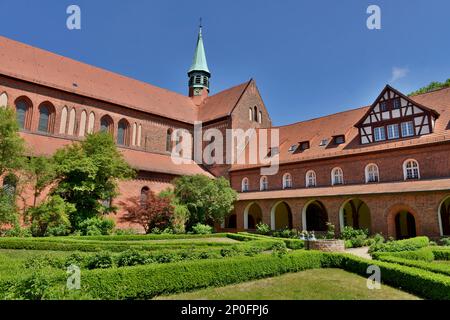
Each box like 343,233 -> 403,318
0,28 -> 449,239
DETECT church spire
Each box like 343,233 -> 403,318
188,20 -> 211,100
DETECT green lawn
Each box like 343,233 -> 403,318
156,268 -> 420,300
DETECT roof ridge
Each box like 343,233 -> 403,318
271,104 -> 370,129
409,85 -> 450,98
0,35 -> 193,102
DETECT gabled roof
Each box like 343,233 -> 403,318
20,132 -> 212,177
0,35 -> 257,125
197,80 -> 252,122
0,36 -> 200,124
231,86 -> 450,172
355,85 -> 440,127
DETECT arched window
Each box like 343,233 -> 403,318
87,112 -> 95,134
15,97 -> 32,130
132,123 -> 137,146
306,170 -> 317,187
38,103 -> 55,133
365,164 -> 379,183
78,110 -> 87,137
0,92 -> 8,107
137,124 -> 142,147
117,119 -> 130,146
249,108 -> 253,121
282,173 -> 292,189
260,176 -> 268,191
258,111 -> 262,124
166,128 -> 173,152
140,186 -> 150,207
253,106 -> 258,122
241,178 -> 249,192
2,173 -> 17,197
67,108 -> 76,135
331,167 -> 344,185
403,159 -> 420,180
59,106 -> 68,134
100,115 -> 113,134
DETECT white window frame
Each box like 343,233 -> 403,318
260,176 -> 268,191
305,170 -> 316,187
241,177 -> 249,192
282,173 -> 292,189
249,108 -> 253,121
365,163 -> 379,183
401,121 -> 415,137
403,159 -> 420,180
387,124 -> 399,140
331,167 -> 344,185
374,126 -> 386,142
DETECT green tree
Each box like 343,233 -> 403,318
0,107 -> 25,227
409,78 -> 450,96
0,107 -> 25,177
173,175 -> 237,229
24,156 -> 57,207
52,132 -> 135,229
29,195 -> 75,237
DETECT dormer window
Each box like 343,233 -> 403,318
299,141 -> 310,150
288,144 -> 298,153
319,139 -> 328,147
333,135 -> 345,145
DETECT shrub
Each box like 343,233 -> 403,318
65,252 -> 87,268
326,222 -> 335,240
369,236 -> 429,253
220,247 -> 239,257
86,252 -> 114,269
2,225 -> 32,238
14,272 -> 50,300
28,195 -> 74,237
113,228 -> 140,236
340,226 -> 369,247
431,248 -> 450,260
332,254 -> 450,300
116,250 -> 150,267
439,237 -> 450,246
374,255 -> 450,277
271,241 -> 288,257
78,217 -> 115,236
255,222 -> 271,235
272,228 -> 298,239
54,251 -> 326,299
371,248 -> 435,262
191,223 -> 212,235
119,191 -> 173,233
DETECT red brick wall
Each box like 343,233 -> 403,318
229,191 -> 450,239
230,143 -> 450,192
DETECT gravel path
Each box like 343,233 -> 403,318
345,246 -> 372,260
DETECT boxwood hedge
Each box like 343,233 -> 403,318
368,236 -> 429,253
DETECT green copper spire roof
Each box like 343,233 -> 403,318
188,26 -> 210,75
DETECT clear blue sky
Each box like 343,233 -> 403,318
1,0 -> 449,125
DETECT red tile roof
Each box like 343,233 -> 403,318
20,132 -> 212,177
0,36 -> 249,124
231,87 -> 450,171
197,81 -> 251,122
238,177 -> 450,200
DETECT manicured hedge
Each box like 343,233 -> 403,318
237,232 -> 305,249
369,236 -> 429,253
431,248 -> 450,261
371,248 -> 435,262
4,250 -> 450,299
65,233 -> 229,241
371,255 -> 450,277
33,251 -> 326,299
0,237 -> 238,252
329,253 -> 450,300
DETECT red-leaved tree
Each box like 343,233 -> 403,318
119,191 -> 173,233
